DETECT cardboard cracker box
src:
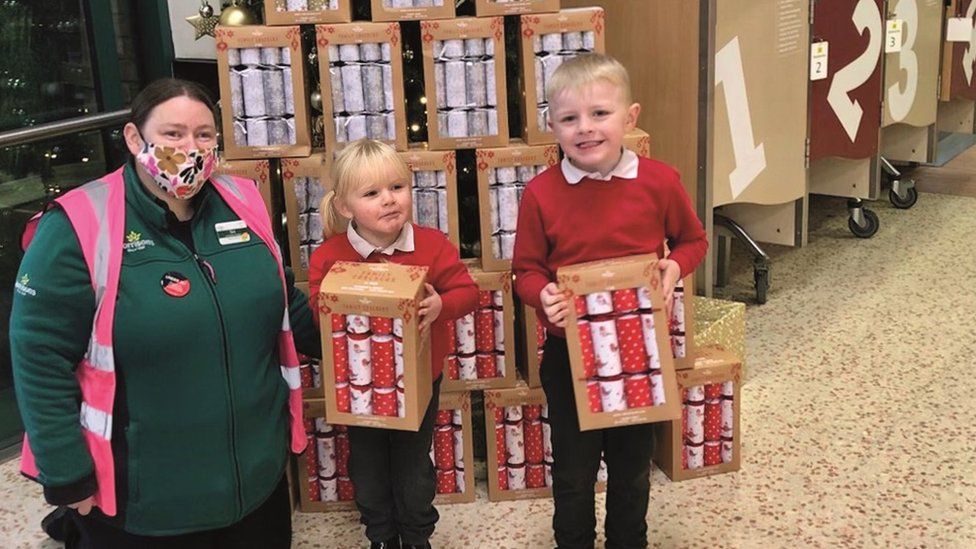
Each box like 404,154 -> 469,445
475,142 -> 560,272
472,0 -> 560,17
295,399 -> 359,512
281,154 -> 331,282
518,304 -> 544,388
483,382 -> 552,501
265,0 -> 352,25
319,261 -> 433,431
518,8 -> 606,145
371,0 -> 455,22
421,17 -> 510,150
432,390 -> 477,504
214,157 -> 274,216
556,254 -> 681,431
216,25 -> 312,159
398,147 -> 460,246
623,128 -> 651,158
442,262 -> 518,392
653,347 -> 742,481
316,22 -> 409,152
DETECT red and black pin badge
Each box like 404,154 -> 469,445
161,272 -> 190,298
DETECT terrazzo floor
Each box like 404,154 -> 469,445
1,190 -> 975,548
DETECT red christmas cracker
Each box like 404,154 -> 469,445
611,288 -> 639,312
475,309 -> 495,353
624,373 -> 653,408
587,380 -> 603,413
332,332 -> 349,383
436,468 -> 457,494
476,353 -> 498,378
434,425 -> 455,470
373,386 -> 397,416
371,335 -> 396,387
526,463 -> 545,489
335,382 -> 351,413
337,477 -> 355,501
615,314 -> 648,374
577,319 -> 597,378
523,419 -> 544,464
370,316 -> 393,335
704,400 -> 722,441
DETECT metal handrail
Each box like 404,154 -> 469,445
0,109 -> 131,148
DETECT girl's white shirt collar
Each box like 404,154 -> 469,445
347,221 -> 416,259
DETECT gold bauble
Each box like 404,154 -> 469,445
219,4 -> 258,27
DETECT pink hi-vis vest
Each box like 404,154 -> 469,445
19,167 -> 307,516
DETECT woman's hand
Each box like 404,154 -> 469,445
69,496 -> 95,516
418,283 -> 442,334
540,283 -> 570,328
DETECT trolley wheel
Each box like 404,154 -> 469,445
848,208 -> 880,238
889,185 -> 918,209
754,266 -> 769,305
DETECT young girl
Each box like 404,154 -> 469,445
308,139 -> 478,549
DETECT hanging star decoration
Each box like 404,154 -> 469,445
186,1 -> 219,40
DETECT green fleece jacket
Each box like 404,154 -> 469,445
10,163 -> 320,535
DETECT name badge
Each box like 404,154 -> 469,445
215,220 -> 251,245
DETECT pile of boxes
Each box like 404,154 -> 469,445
212,1 -> 743,512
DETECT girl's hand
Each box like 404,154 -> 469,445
658,259 -> 681,319
69,496 -> 95,516
418,283 -> 442,334
540,282 -> 570,328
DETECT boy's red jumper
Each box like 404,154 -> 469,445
513,156 -> 708,337
309,224 -> 479,380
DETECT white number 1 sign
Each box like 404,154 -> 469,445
715,36 -> 767,200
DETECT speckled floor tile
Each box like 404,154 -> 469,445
1,191 -> 975,548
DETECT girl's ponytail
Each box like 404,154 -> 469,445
320,190 -> 348,239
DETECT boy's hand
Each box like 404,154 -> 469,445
658,259 -> 681,319
418,283 -> 442,334
540,282 -> 570,328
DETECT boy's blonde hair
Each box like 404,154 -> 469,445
320,139 -> 412,239
545,53 -> 633,105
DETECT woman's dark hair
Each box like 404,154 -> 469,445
129,78 -> 216,132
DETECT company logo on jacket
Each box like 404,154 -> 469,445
124,230 -> 155,253
15,273 -> 35,296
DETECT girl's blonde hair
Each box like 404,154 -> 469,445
545,53 -> 633,105
319,139 -> 413,239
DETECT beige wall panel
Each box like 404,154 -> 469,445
881,122 -> 931,161
561,0 -> 701,210
936,98 -> 976,132
809,157 -> 875,200
711,0 -> 808,207
882,0 -> 943,127
718,201 -> 801,247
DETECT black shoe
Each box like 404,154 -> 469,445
370,537 -> 401,549
41,506 -> 71,542
401,544 -> 431,549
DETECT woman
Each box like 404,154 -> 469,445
10,78 -> 319,547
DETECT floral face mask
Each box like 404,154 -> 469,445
135,139 -> 216,200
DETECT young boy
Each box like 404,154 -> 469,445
512,54 -> 708,548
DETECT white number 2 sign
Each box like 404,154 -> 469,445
962,0 -> 976,85
715,36 -> 767,200
887,0 -> 919,122
827,0 -> 883,142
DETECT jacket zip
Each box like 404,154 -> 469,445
189,247 -> 245,519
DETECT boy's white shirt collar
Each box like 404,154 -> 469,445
561,149 -> 639,183
347,221 -> 415,259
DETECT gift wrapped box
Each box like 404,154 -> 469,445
692,296 -> 746,378
653,347 -> 742,481
443,263 -> 518,392
216,26 -> 311,159
475,142 -> 560,272
371,0 -> 455,22
471,0 -> 560,16
264,0 -> 352,25
282,154 -> 330,283
556,254 -> 681,431
398,148 -> 460,245
319,262 -> 433,431
432,390 -> 476,504
213,157 -> 273,216
518,8 -> 606,145
294,399 -> 358,512
316,22 -> 409,152
421,17 -> 510,150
